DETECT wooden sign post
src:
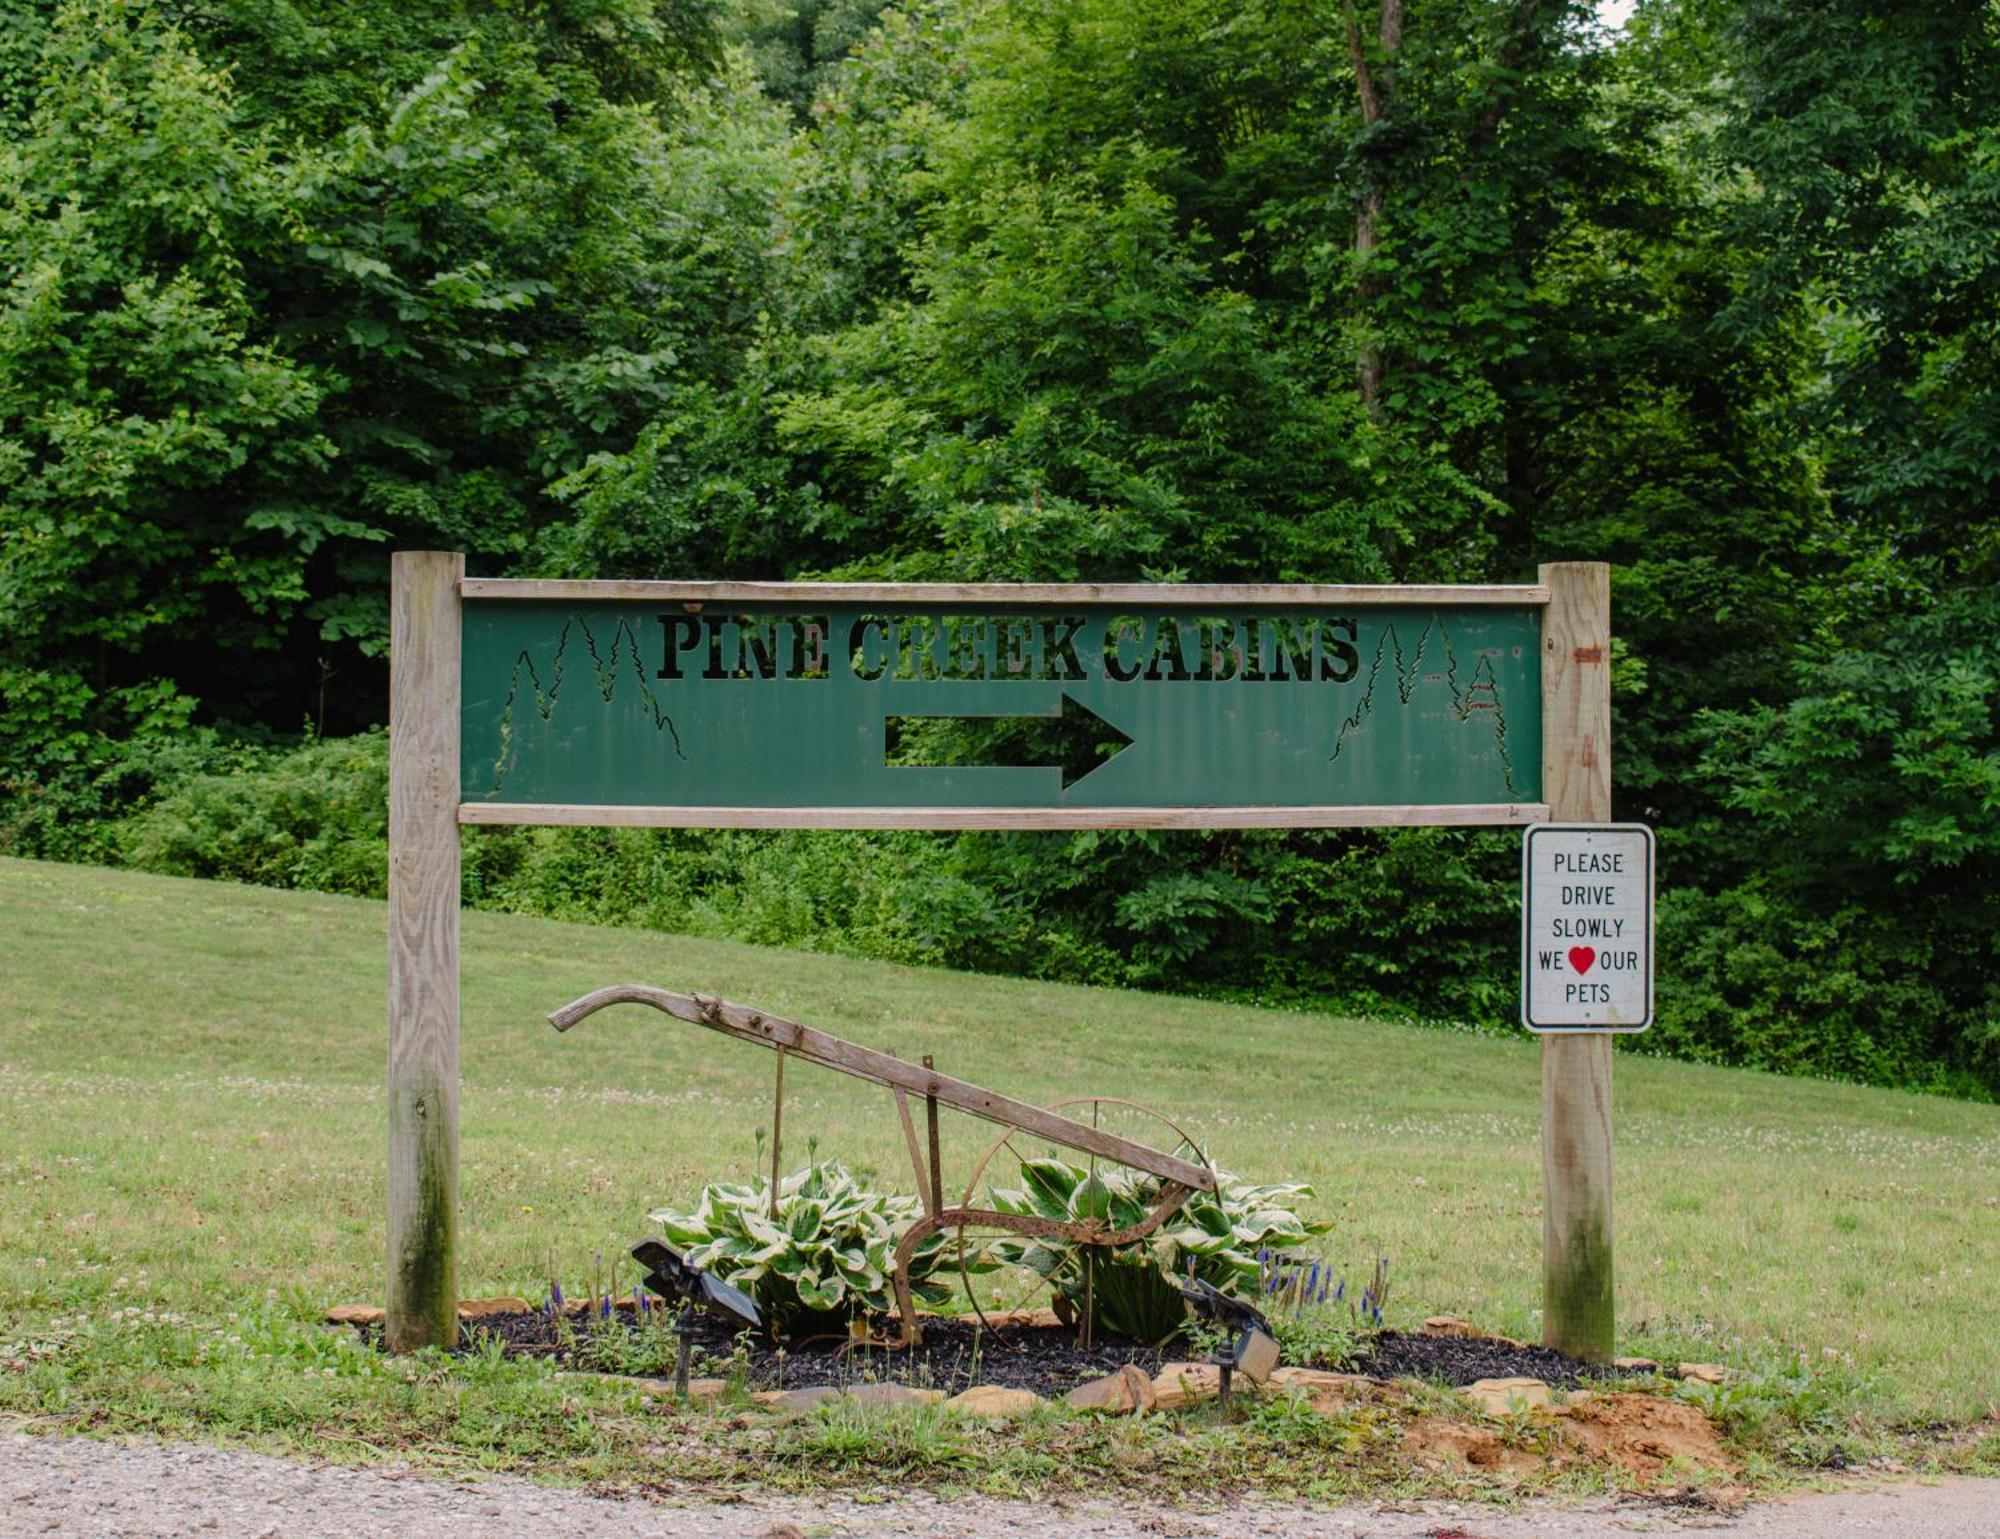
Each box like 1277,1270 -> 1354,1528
387,551 -> 463,1352
384,558 -> 1618,1361
1536,562 -> 1615,1361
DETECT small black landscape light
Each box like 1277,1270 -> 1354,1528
631,1238 -> 762,1398
1174,1275 -> 1280,1407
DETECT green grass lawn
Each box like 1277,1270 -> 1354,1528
1,856 -> 1996,1483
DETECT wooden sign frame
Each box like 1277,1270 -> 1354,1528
387,555 -> 1615,1361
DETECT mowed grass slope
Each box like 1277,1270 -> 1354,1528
2,856 -> 1997,1425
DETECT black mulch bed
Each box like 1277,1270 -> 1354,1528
1355,1331 -> 1630,1391
365,1307 -> 1640,1401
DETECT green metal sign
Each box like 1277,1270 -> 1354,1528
459,595 -> 1542,818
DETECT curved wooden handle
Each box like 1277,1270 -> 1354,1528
547,982 -> 700,1032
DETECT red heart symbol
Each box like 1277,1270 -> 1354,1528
1568,947 -> 1597,975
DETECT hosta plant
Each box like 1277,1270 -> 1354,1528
988,1158 -> 1328,1342
650,1160 -> 985,1335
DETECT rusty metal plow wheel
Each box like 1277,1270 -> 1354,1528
882,1097 -> 1215,1350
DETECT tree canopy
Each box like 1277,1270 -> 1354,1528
3,0 -> 1994,1096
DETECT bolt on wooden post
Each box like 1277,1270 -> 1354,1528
387,551 -> 463,1352
1538,561 -> 1615,1362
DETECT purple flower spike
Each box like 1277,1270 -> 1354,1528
552,1281 -> 564,1309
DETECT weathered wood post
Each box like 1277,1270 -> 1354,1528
1538,560 -> 1614,1362
387,551 -> 463,1352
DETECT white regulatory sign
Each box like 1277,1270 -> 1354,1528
1521,823 -> 1654,1032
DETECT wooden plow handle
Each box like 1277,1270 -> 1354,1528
549,984 -> 1215,1192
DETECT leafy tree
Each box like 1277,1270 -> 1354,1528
4,0 -> 1996,1097
0,2 -> 330,751
1659,587 -> 2000,1093
728,0 -> 887,115
1,0 -> 745,749
1641,0 -> 2000,1093
1722,0 -> 1999,590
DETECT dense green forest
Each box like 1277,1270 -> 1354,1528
1,0 -> 1994,1096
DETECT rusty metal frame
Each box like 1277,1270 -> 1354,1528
886,1188 -> 1193,1347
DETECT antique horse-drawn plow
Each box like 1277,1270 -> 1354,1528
549,983 -> 1219,1347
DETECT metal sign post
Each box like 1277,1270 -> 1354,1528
385,559 -> 1618,1360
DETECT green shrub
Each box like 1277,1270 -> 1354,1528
1663,584 -> 2000,1098
650,1160 -> 986,1336
0,676 -> 250,865
116,731 -> 389,897
987,1157 -> 1326,1342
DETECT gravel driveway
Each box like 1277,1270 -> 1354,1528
3,1432 -> 1996,1538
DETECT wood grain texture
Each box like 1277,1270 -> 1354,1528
1538,561 -> 1612,822
387,551 -> 463,1354
548,984 -> 1218,1193
893,1087 -> 936,1218
1538,560 -> 1615,1363
460,577 -> 1550,607
1542,1030 -> 1614,1360
460,802 -> 1551,831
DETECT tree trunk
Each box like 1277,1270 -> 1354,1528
1344,0 -> 1402,421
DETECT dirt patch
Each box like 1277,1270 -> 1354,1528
1405,1417 -> 1549,1477
1408,1393 -> 1735,1487
1558,1391 -> 1737,1480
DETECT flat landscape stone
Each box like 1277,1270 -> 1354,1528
1676,1361 -> 1731,1384
1267,1366 -> 1377,1413
944,1385 -> 1044,1418
848,1383 -> 944,1408
1411,1316 -> 1532,1349
324,1304 -> 384,1326
1149,1361 -> 1223,1410
457,1296 -> 532,1319
1268,1366 -> 1376,1392
1064,1364 -> 1156,1415
762,1383 -> 943,1415
1461,1376 -> 1559,1415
